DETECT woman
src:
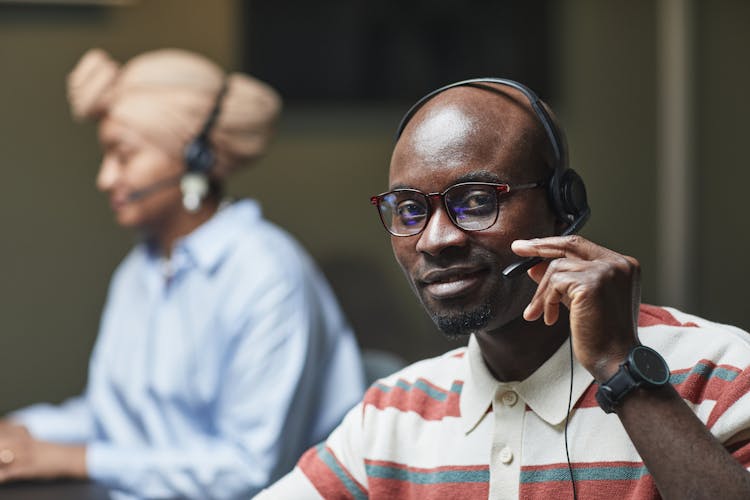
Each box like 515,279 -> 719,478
0,48 -> 364,499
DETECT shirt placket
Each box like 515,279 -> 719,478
489,384 -> 524,499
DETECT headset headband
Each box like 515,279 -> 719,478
196,79 -> 228,143
395,77 -> 564,169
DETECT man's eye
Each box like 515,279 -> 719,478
463,192 -> 493,208
397,201 -> 426,225
452,190 -> 495,220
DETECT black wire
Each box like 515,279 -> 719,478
564,338 -> 578,500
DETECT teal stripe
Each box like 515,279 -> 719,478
669,362 -> 739,385
521,464 -> 648,484
366,464 -> 489,484
317,444 -> 367,500
374,378 -> 463,402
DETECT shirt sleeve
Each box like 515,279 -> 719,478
705,365 -> 750,469
255,403 -> 369,500
87,250 -> 363,499
9,394 -> 95,444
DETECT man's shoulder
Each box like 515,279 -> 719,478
638,304 -> 750,370
361,346 -> 468,422
639,304 -> 750,343
371,345 -> 468,385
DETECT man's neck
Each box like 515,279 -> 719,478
475,311 -> 570,382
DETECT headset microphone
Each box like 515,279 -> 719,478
502,206 -> 591,278
125,174 -> 183,203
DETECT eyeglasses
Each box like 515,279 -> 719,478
370,181 -> 545,237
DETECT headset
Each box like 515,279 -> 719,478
183,79 -> 229,174
127,80 -> 228,204
395,77 -> 591,278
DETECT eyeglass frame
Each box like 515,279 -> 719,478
370,180 -> 547,237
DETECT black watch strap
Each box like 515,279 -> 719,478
595,364 -> 639,414
595,345 -> 670,413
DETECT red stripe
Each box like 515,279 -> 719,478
522,460 -> 644,472
707,367 -> 750,429
638,304 -> 698,328
298,445 -> 366,499
727,438 -> 750,467
673,361 -> 742,405
369,478 -> 488,499
519,476 -> 659,500
363,378 -> 462,420
574,383 -> 600,409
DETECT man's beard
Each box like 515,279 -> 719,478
430,302 -> 493,340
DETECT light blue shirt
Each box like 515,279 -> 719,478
13,199 -> 365,499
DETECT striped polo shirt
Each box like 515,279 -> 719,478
256,305 -> 750,499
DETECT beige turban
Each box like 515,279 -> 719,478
67,48 -> 282,177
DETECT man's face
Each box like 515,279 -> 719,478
388,90 -> 557,337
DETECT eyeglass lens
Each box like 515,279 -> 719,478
378,184 -> 500,235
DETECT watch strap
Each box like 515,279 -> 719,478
595,363 -> 639,413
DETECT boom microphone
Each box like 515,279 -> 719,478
502,207 -> 591,278
126,174 -> 183,203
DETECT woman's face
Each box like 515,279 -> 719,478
96,116 -> 185,231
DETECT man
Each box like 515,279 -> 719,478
256,79 -> 750,499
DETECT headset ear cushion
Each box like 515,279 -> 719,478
549,168 -> 588,222
559,169 -> 588,219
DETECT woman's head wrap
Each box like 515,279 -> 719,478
67,48 -> 282,177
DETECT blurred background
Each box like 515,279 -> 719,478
0,0 -> 748,414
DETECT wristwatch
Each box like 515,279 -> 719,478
595,345 -> 670,413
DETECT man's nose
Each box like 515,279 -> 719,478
415,205 -> 468,256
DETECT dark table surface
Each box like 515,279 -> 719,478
0,480 -> 112,499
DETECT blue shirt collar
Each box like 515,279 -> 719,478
147,199 -> 262,276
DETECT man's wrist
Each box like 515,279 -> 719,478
595,345 -> 670,414
589,343 -> 638,383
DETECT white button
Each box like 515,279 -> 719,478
501,390 -> 519,407
498,446 -> 513,464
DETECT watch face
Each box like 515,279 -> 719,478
631,346 -> 670,385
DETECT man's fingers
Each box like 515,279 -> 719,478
524,259 -> 591,324
526,260 -> 549,283
512,235 -> 610,261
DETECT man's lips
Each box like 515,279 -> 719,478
418,266 -> 487,300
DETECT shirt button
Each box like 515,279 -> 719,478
499,446 -> 514,464
501,390 -> 519,407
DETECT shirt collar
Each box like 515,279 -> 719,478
460,334 -> 594,433
157,199 -> 262,275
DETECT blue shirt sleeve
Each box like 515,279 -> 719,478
10,394 -> 95,444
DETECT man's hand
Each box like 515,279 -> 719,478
0,420 -> 86,482
511,235 -> 641,381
